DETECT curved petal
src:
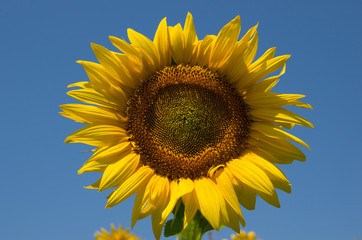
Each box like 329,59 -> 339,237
213,169 -> 245,230
224,167 -> 256,210
65,124 -> 128,146
67,88 -> 123,110
194,178 -> 224,230
250,108 -> 314,127
227,157 -> 274,196
149,175 -> 170,209
209,16 -> 241,70
183,12 -> 198,63
249,131 -> 306,162
76,60 -> 127,102
168,24 -> 185,64
132,185 -> 151,228
154,17 -> 171,67
243,151 -> 291,193
161,178 -> 194,223
91,43 -> 137,89
59,104 -> 126,126
78,142 -> 132,174
127,28 -> 160,70
182,190 -> 199,230
106,166 -> 154,208
99,152 -> 140,191
250,122 -> 311,149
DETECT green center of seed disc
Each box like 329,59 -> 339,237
147,84 -> 230,157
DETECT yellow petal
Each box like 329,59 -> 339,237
91,43 -> 122,78
237,23 -> 258,55
247,64 -> 286,93
168,24 -> 185,64
161,178 -> 194,224
151,200 -> 168,240
249,131 -> 306,162
194,35 -> 216,67
182,190 -> 199,230
246,92 -> 306,108
221,24 -> 258,77
220,201 -> 243,232
194,178 -> 223,230
78,162 -> 106,174
235,184 -> 256,210
154,17 -> 171,67
183,12 -> 198,63
91,43 -> 137,89
243,31 -> 259,66
84,178 -> 101,189
77,161 -> 106,173
214,169 -> 243,220
237,55 -> 290,90
99,152 -> 140,191
59,104 -> 125,125
67,88 -> 121,110
109,36 -> 149,77
214,169 -> 245,230
209,16 -> 241,70
256,188 -> 280,208
85,142 -> 132,163
106,166 -> 153,208
65,124 -> 128,146
224,167 -> 256,210
250,121 -> 311,149
227,158 -> 274,195
76,61 -> 110,86
149,175 -> 170,209
227,32 -> 258,84
250,108 -> 314,128
67,81 -> 91,89
132,186 -> 151,228
78,143 -> 132,174
76,60 -> 127,102
161,181 -> 178,224
243,151 -> 291,193
249,47 -> 276,68
127,28 -> 160,70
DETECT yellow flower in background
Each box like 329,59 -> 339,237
229,231 -> 259,240
95,225 -> 140,240
61,13 -> 313,239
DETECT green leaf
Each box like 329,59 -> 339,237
164,202 -> 185,237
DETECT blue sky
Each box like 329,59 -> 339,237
1,0 -> 361,239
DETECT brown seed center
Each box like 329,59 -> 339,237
126,65 -> 250,180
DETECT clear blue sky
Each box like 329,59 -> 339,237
1,0 -> 361,239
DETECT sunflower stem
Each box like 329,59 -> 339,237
177,211 -> 213,240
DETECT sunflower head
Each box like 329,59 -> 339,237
61,12 -> 313,240
94,225 -> 140,240
127,64 -> 251,180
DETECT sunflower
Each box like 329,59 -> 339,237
95,225 -> 140,240
229,231 -> 258,240
221,231 -> 258,240
61,13 -> 313,239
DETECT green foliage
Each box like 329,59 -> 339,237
164,203 -> 184,237
164,202 -> 216,240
